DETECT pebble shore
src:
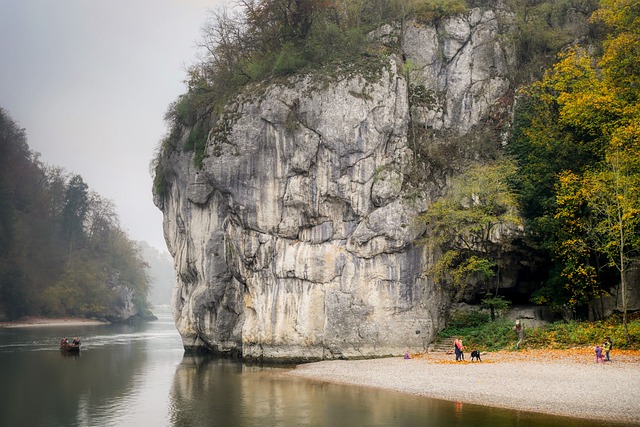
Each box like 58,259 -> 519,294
0,317 -> 108,328
288,349 -> 640,424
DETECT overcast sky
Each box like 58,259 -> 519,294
0,0 -> 229,252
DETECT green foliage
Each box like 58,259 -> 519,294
525,317 -> 640,349
441,316 -> 640,351
507,0 -> 640,316
439,317 -> 515,351
272,42 -> 307,76
431,254 -> 496,293
408,83 -> 436,108
168,94 -> 200,128
419,158 -> 522,299
304,22 -> 368,65
183,124 -> 208,169
61,175 -> 89,246
446,309 -> 491,329
415,0 -> 468,23
152,162 -> 168,197
510,0 -> 599,81
157,0 -> 384,169
480,294 -> 512,320
0,109 -> 151,320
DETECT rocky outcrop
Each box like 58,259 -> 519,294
103,283 -> 156,323
155,7 -> 521,361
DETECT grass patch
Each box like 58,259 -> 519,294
439,315 -> 515,351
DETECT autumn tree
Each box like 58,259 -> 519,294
550,171 -> 604,312
509,0 -> 640,325
583,151 -> 640,341
554,0 -> 639,333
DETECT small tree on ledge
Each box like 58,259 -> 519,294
480,293 -> 512,321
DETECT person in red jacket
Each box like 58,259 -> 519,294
454,338 -> 465,361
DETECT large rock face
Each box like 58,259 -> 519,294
155,8 -> 518,361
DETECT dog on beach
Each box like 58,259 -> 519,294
470,350 -> 482,362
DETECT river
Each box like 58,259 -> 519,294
0,307 -> 612,426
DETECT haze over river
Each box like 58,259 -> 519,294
0,307 -> 609,426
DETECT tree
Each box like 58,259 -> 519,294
0,108 -> 152,320
480,294 -> 511,321
86,192 -> 119,247
61,174 -> 89,248
420,158 -> 523,299
0,108 -> 54,318
549,171 -> 604,312
511,0 -> 640,323
581,147 -> 640,342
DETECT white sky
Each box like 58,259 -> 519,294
0,0 -> 229,252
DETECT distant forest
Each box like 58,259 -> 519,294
0,108 -> 150,320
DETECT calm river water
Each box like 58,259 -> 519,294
0,307 -> 616,427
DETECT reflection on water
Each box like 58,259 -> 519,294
167,356 -> 614,427
0,309 -> 627,427
0,310 -> 182,427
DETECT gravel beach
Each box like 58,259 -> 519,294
288,349 -> 640,424
0,317 -> 108,328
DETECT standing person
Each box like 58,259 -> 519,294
603,337 -> 612,361
454,337 -> 465,361
595,344 -> 605,363
513,319 -> 525,348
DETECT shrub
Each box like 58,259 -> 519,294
525,318 -> 640,349
447,309 -> 491,330
416,0 -> 468,23
439,316 -> 515,351
440,314 -> 640,352
272,42 -> 308,76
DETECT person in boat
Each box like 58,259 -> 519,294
60,337 -> 68,346
72,338 -> 79,345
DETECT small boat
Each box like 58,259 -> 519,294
60,341 -> 81,352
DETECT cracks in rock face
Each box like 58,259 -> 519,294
171,28 -> 490,359
278,97 -> 323,140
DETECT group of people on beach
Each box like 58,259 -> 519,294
595,337 -> 612,363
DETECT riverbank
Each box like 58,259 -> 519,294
288,349 -> 640,424
0,316 -> 108,328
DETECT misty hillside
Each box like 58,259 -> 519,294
138,241 -> 175,306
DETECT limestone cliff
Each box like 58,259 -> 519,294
155,7 -> 522,361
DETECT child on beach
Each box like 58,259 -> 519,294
595,345 -> 605,363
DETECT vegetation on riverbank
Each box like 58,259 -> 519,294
439,310 -> 640,351
0,109 -> 151,321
